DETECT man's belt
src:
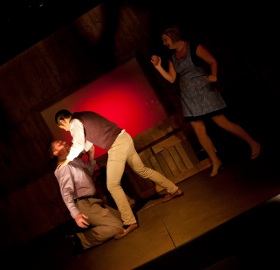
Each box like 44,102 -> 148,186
74,195 -> 98,203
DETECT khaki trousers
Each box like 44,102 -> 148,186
106,131 -> 178,225
76,198 -> 122,249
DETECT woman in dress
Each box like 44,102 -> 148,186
151,25 -> 261,177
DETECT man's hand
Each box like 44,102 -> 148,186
74,213 -> 90,228
87,145 -> 95,161
57,159 -> 69,169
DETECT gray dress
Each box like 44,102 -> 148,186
172,43 -> 227,119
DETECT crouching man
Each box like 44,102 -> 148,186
49,139 -> 123,256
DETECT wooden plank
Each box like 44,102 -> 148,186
133,116 -> 179,150
151,132 -> 186,154
89,6 -> 104,33
167,145 -> 187,173
169,166 -> 201,185
143,159 -> 153,168
74,12 -> 100,45
149,156 -> 165,176
181,139 -> 200,165
139,148 -> 154,161
197,158 -> 212,171
160,150 -> 180,176
175,143 -> 195,169
155,152 -> 173,178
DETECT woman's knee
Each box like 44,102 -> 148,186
191,120 -> 206,135
212,114 -> 233,129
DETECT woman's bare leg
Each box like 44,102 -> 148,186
211,114 -> 261,159
190,120 -> 222,177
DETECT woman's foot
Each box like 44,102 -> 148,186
251,143 -> 261,160
210,162 -> 223,177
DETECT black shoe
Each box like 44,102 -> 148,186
65,234 -> 84,257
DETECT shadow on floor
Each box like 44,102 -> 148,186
135,196 -> 280,270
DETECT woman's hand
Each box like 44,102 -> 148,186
207,75 -> 217,82
151,55 -> 161,68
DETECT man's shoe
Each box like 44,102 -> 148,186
162,188 -> 183,203
114,223 -> 138,240
65,234 -> 84,257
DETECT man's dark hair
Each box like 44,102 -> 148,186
55,109 -> 72,124
46,139 -> 58,170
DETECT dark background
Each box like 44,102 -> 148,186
1,1 -> 279,66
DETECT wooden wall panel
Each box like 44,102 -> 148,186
0,2 -> 205,251
0,172 -> 70,252
0,2 -> 158,250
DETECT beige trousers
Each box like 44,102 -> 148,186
106,131 -> 178,225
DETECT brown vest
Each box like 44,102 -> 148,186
72,111 -> 122,150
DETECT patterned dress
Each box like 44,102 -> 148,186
172,43 -> 227,120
